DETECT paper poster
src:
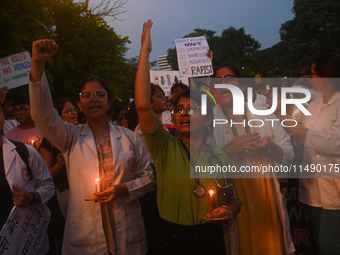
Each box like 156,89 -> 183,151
150,70 -> 189,97
0,204 -> 51,255
175,36 -> 213,77
0,51 -> 31,89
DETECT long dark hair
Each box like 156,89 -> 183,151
313,54 -> 340,91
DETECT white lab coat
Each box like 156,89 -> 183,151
29,73 -> 155,255
2,136 -> 54,255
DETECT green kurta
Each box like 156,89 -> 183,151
142,120 -> 241,226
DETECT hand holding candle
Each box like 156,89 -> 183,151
209,190 -> 214,214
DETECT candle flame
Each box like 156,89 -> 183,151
95,178 -> 99,183
209,190 -> 214,195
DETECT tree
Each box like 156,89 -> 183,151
0,0 -> 55,57
83,0 -> 127,21
257,0 -> 340,76
0,0 -> 134,104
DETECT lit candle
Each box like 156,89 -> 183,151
209,190 -> 214,214
31,140 -> 35,146
95,178 -> 99,193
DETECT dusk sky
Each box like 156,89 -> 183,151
98,0 -> 295,64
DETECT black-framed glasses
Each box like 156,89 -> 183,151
62,108 -> 78,114
79,90 -> 107,101
172,104 -> 201,116
12,107 -> 30,114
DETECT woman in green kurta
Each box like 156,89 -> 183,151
135,19 -> 241,255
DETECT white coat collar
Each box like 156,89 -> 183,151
2,136 -> 18,176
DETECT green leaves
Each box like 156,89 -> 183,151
0,0 -> 133,104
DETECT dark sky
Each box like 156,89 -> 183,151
102,0 -> 295,63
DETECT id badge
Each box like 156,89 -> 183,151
236,159 -> 253,178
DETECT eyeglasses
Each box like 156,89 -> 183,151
62,108 -> 78,114
79,90 -> 108,101
172,104 -> 201,116
12,107 -> 30,114
215,75 -> 237,84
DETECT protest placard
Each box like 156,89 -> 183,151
175,36 -> 213,77
0,203 -> 50,255
150,70 -> 189,97
0,51 -> 31,89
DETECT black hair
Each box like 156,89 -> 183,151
150,84 -> 165,103
53,99 -> 70,116
170,83 -> 189,93
313,54 -> 340,91
173,89 -> 213,117
78,76 -> 113,100
214,63 -> 242,78
127,101 -> 139,131
313,54 -> 340,78
12,94 -> 29,107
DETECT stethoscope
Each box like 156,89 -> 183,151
180,138 -> 232,197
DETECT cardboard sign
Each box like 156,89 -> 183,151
150,70 -> 189,97
175,36 -> 213,77
0,51 -> 31,89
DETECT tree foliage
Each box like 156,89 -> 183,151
0,0 -> 133,104
255,0 -> 340,76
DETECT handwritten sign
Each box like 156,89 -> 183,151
0,204 -> 50,255
0,51 -> 31,89
175,36 -> 213,77
150,70 -> 189,97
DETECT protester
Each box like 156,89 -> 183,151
135,19 -> 241,255
5,94 -> 44,149
170,82 -> 189,100
0,101 -> 54,255
280,54 -> 340,254
0,87 -> 19,134
211,64 -> 295,254
113,103 -> 129,128
134,83 -> 167,254
29,39 -> 154,255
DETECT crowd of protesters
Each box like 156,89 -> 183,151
0,19 -> 339,255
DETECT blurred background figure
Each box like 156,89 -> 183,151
170,82 -> 189,100
5,94 -> 43,149
39,98 -> 78,255
0,87 -> 19,135
280,54 -> 340,255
